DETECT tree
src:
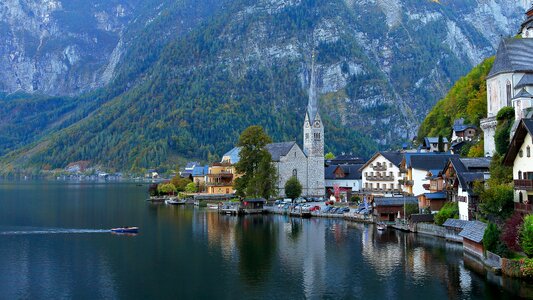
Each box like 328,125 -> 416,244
438,135 -> 445,152
285,176 -> 303,200
234,126 -> 277,199
185,182 -> 197,193
521,215 -> 533,257
478,184 -> 514,224
434,202 -> 459,225
495,106 -> 515,156
157,183 -> 177,195
325,152 -> 335,160
171,176 -> 192,192
502,212 -> 524,252
483,223 -> 501,253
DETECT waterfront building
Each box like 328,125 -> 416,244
481,5 -> 533,156
373,197 -> 418,222
400,153 -> 457,197
206,162 -> 237,195
360,152 -> 403,197
192,165 -> 209,192
443,157 -> 491,220
459,221 -> 488,260
417,169 -> 447,213
325,154 -> 364,201
503,118 -> 533,214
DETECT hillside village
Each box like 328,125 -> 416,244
139,5 -> 533,277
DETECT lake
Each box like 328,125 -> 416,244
0,181 -> 531,299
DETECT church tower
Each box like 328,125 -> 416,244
303,52 -> 325,197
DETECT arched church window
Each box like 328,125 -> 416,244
293,169 -> 297,179
506,81 -> 512,107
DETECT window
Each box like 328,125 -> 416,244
506,81 -> 512,107
294,151 -> 296,157
292,169 -> 297,179
519,171 -> 522,180
389,172 -> 393,177
528,146 -> 531,158
390,183 -> 394,189
305,133 -> 309,140
376,183 -> 380,188
314,133 -> 321,140
389,163 -> 392,168
365,172 -> 368,177
520,150 -> 524,157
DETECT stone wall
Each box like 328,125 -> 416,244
276,144 -> 308,197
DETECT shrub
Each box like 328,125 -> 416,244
434,202 -> 459,225
483,223 -> 501,253
520,215 -> 533,257
284,176 -> 302,200
502,212 -> 524,252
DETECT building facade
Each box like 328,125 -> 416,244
360,152 -> 403,197
481,5 -> 533,156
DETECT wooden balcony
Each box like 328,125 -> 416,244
515,202 -> 533,214
515,180 -> 533,191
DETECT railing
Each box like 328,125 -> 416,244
207,173 -> 234,178
515,180 -> 533,191
366,176 -> 395,181
207,182 -> 233,187
515,202 -> 533,214
373,165 -> 387,171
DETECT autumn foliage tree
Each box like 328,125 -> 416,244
502,213 -> 524,252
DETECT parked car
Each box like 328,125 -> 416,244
295,197 -> 306,203
309,205 -> 321,212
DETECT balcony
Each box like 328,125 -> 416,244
207,181 -> 233,187
372,165 -> 387,171
515,180 -> 533,191
515,202 -> 533,214
366,175 -> 395,181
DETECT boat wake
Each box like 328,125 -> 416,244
0,228 -> 109,235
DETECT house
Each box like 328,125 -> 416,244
360,152 -> 404,197
421,137 -> 449,152
400,153 -> 457,197
325,163 -> 364,201
206,163 -> 236,195
192,165 -> 209,192
503,118 -> 533,214
181,161 -> 200,179
373,197 -> 418,222
417,168 -> 447,213
481,5 -> 533,156
442,219 -> 471,234
459,221 -> 488,259
451,118 -> 478,143
444,157 -> 491,220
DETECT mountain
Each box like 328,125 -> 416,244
0,0 -> 529,173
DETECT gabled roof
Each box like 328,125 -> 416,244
443,219 -> 470,229
374,197 -> 418,207
222,147 -> 241,164
192,166 -> 209,177
516,74 -> 533,89
359,151 -> 404,171
265,141 -> 298,162
459,221 -> 487,243
459,157 -> 491,171
488,38 -> 533,78
504,118 -> 533,166
406,153 -> 457,171
513,88 -> 533,99
456,172 -> 485,191
325,164 -> 363,180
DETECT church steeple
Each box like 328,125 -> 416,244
303,51 -> 324,158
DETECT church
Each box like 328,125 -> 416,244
221,57 -> 325,197
481,5 -> 533,156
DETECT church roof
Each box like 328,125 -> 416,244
513,88 -> 533,99
516,74 -> 533,89
488,38 -> 533,78
265,142 -> 298,162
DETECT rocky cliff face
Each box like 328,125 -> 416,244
0,0 -> 137,95
0,0 -> 530,171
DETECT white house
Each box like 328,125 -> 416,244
401,153 -> 457,197
481,5 -> 533,156
360,152 -> 403,197
503,119 -> 533,214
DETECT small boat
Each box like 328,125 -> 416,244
165,198 -> 187,205
376,223 -> 386,231
207,203 -> 219,210
110,227 -> 139,233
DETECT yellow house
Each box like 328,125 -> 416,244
206,163 -> 238,195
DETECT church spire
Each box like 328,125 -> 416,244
307,50 -> 318,123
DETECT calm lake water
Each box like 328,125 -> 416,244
0,181 -> 532,299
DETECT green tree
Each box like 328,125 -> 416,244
438,135 -> 445,152
495,107 -> 515,156
478,184 -> 514,224
434,202 -> 459,225
157,183 -> 177,195
285,176 -> 303,200
234,126 -> 277,199
521,215 -> 533,257
325,152 -> 335,160
185,182 -> 197,193
171,176 -> 192,192
483,222 -> 501,253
